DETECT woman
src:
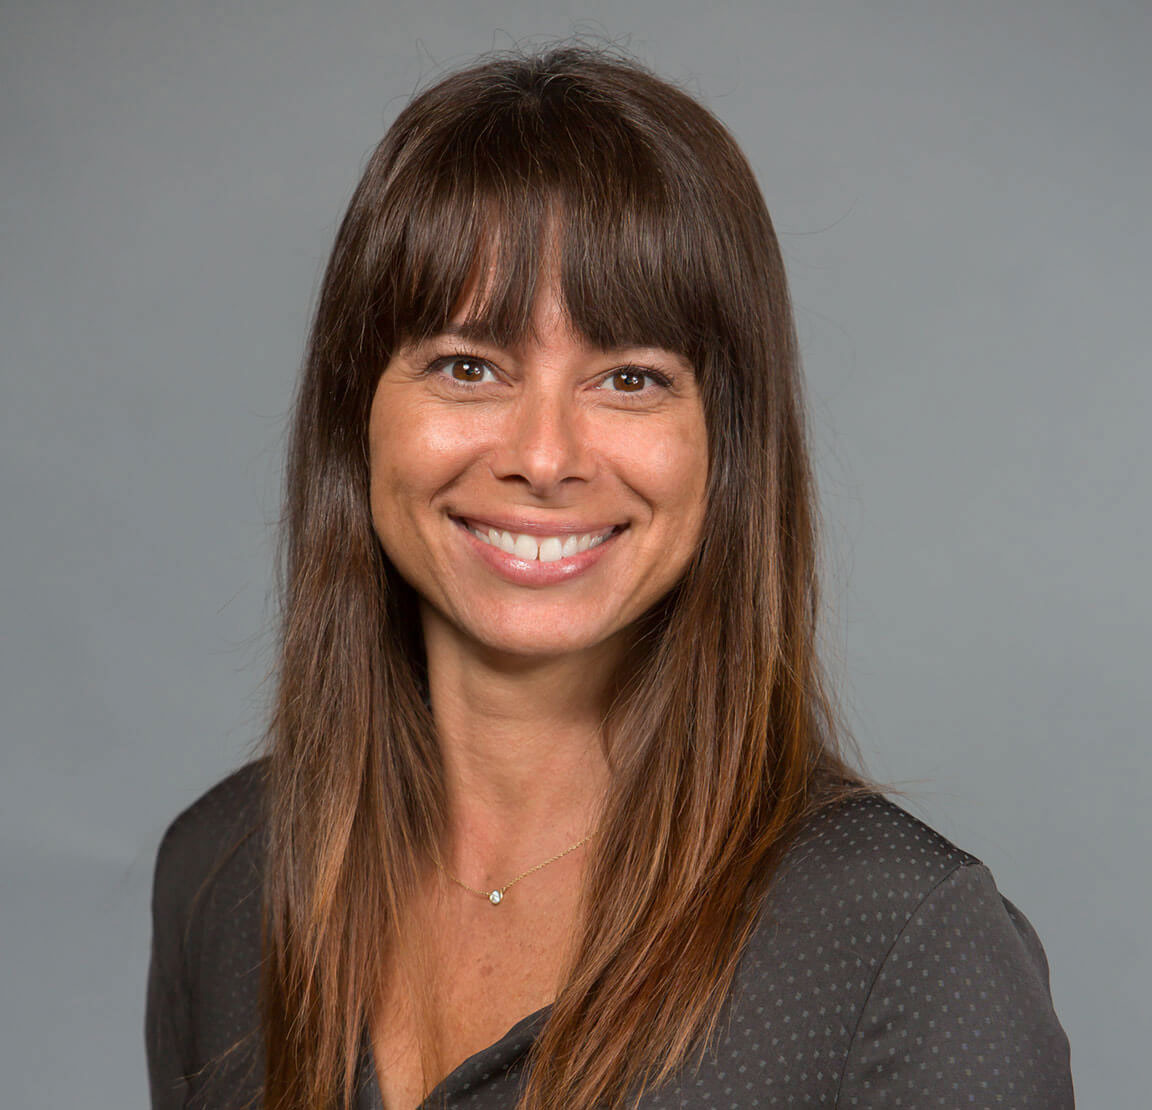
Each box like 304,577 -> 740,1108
146,46 -> 1074,1109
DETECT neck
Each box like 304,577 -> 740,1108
421,611 -> 619,873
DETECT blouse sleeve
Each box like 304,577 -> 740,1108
145,823 -> 193,1110
836,862 -> 1074,1107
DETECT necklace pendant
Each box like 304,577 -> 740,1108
488,890 -> 503,905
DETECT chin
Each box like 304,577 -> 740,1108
420,591 -> 635,666
474,625 -> 610,661
461,605 -> 624,662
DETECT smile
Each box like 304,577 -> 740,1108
459,520 -> 619,563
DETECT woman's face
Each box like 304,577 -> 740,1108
367,276 -> 709,663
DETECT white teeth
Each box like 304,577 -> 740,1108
466,521 -> 615,561
538,537 -> 563,563
513,534 -> 539,560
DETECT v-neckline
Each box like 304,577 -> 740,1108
358,1004 -> 553,1109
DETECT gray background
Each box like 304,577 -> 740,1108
2,1 -> 1147,1106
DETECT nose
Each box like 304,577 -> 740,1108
490,384 -> 595,496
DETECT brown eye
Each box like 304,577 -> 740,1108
449,358 -> 490,382
609,369 -> 646,392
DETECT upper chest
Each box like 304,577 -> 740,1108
370,882 -> 579,1110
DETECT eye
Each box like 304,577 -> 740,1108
430,355 -> 498,384
599,367 -> 671,394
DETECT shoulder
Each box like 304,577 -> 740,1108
757,791 -> 1056,993
729,792 -> 1072,1106
813,798 -> 1074,1104
151,759 -> 268,938
771,794 -> 1059,989
156,758 -> 268,863
147,761 -> 269,1107
739,792 -> 984,1009
773,791 -> 977,910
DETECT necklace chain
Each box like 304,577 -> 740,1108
435,832 -> 594,906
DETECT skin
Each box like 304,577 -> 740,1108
365,275 -> 709,1108
368,288 -> 708,663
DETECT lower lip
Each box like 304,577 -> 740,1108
452,518 -> 623,586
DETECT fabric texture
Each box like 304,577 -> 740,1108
146,761 -> 1074,1108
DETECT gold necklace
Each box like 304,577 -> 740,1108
435,832 -> 594,906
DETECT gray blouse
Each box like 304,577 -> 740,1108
146,763 -> 1074,1108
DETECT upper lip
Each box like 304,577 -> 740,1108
451,513 -> 623,537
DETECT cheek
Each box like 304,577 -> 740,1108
369,400 -> 482,515
635,417 -> 710,520
368,395 -> 429,546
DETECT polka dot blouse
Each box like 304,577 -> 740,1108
146,763 -> 1074,1108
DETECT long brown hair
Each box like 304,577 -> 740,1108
262,44 -> 866,1110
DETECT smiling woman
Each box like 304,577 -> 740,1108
369,291 -> 708,658
145,44 -> 1074,1110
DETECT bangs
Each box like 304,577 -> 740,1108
369,64 -> 740,371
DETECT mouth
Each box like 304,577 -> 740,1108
452,517 -> 623,563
